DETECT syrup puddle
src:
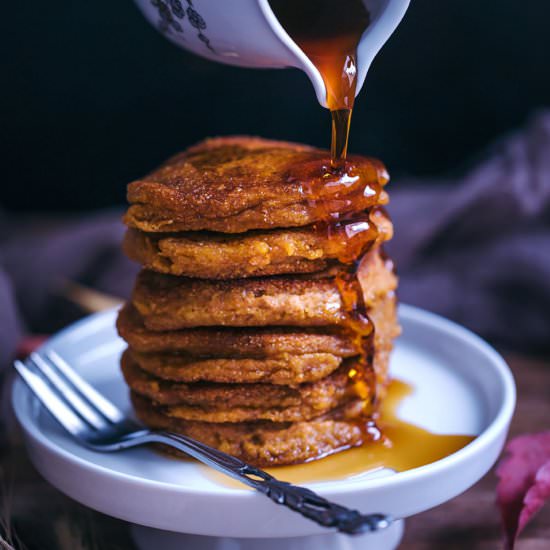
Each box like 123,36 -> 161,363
203,379 -> 475,488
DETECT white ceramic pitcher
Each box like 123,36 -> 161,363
134,0 -> 410,107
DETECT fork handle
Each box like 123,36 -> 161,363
145,430 -> 392,535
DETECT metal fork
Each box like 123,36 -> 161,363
14,350 -> 392,535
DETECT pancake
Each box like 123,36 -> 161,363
126,349 -> 343,385
131,392 -> 374,466
121,356 -> 363,422
126,331 -> 391,388
123,208 -> 393,279
131,248 -> 397,330
117,303 -> 357,357
124,136 -> 389,234
123,292 -> 399,386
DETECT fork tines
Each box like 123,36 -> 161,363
14,350 -> 124,437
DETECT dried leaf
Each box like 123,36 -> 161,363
496,432 -> 550,549
518,461 -> 550,534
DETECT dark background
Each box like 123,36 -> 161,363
3,0 -> 549,211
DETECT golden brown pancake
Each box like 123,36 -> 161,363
122,292 -> 399,386
126,332 -> 392,388
123,208 -> 393,279
126,348 -> 343,386
131,248 -> 397,330
121,356 -> 362,422
131,392 -> 373,466
124,136 -> 389,233
117,303 -> 357,357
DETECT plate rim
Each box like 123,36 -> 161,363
12,303 -> 516,500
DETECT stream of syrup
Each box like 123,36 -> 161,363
269,0 -> 370,168
205,379 -> 475,488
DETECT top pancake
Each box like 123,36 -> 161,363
124,136 -> 389,233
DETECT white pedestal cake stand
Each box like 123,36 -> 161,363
12,305 -> 515,550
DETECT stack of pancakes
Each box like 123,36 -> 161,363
117,136 -> 399,466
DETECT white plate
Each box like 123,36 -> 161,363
12,305 -> 515,539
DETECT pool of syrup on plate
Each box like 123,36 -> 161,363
206,379 -> 474,487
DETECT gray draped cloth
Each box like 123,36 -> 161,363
387,111 -> 550,353
0,112 -> 549,369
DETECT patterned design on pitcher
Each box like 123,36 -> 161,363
150,0 -> 215,52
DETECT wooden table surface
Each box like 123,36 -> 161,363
2,354 -> 549,549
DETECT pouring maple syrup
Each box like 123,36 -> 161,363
269,0 -> 390,414
269,0 -> 369,168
